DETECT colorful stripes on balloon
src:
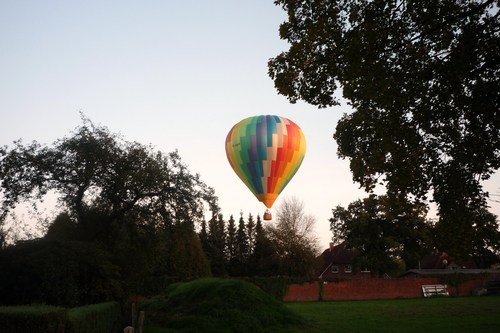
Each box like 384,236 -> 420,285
225,115 -> 306,208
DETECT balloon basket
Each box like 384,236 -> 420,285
263,210 -> 272,221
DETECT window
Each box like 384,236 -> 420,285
331,265 -> 339,273
344,265 -> 352,273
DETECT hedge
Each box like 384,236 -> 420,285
0,305 -> 66,333
0,302 -> 121,333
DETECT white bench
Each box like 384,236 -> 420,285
422,284 -> 449,297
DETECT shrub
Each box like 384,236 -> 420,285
66,302 -> 121,333
0,305 -> 66,333
0,302 -> 122,333
139,278 -> 306,333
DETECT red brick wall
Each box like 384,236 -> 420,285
283,277 -> 488,301
284,282 -> 320,301
448,279 -> 486,296
322,277 -> 439,300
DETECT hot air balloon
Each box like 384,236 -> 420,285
225,115 -> 306,220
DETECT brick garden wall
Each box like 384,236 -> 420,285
448,279 -> 486,296
284,282 -> 320,302
283,277 -> 488,302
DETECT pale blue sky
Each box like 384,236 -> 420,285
1,1 -> 499,247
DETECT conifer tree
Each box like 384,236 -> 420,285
206,214 -> 226,275
199,218 -> 208,252
225,215 -> 237,266
250,214 -> 276,276
234,213 -> 249,275
246,213 -> 256,257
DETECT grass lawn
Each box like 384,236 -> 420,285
285,296 -> 500,333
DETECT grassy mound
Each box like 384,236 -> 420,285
139,278 -> 306,333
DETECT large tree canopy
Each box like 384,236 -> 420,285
269,1 -> 500,217
331,194 -> 431,274
0,117 -> 219,235
0,118 -> 218,302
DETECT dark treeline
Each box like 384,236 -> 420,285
200,212 -> 315,278
0,117 -> 316,307
0,210 -> 315,307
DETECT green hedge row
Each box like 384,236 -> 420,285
66,302 -> 121,333
0,305 -> 66,333
0,302 -> 121,333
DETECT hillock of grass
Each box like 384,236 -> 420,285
139,278 -> 306,333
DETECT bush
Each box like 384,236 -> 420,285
0,302 -> 121,333
139,278 -> 306,333
0,305 -> 66,333
66,302 -> 122,333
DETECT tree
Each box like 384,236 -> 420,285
468,209 -> 500,267
249,214 -> 276,276
162,223 -> 211,279
0,117 -> 218,295
0,238 -> 121,306
268,1 -> 500,254
0,214 -> 9,250
206,214 -> 227,275
233,214 -> 249,276
225,214 -> 237,267
0,116 -> 219,233
246,213 -> 256,256
199,218 -> 208,252
266,197 -> 319,277
331,194 -> 432,275
434,206 -> 500,266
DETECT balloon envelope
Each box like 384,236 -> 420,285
225,115 -> 306,208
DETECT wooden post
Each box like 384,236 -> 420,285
137,311 -> 145,333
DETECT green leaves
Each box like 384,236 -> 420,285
0,118 -> 219,229
270,1 -> 500,259
330,194 -> 431,274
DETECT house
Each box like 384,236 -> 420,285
316,242 -> 371,281
400,268 -> 500,278
418,250 -> 477,270
401,250 -> 500,278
